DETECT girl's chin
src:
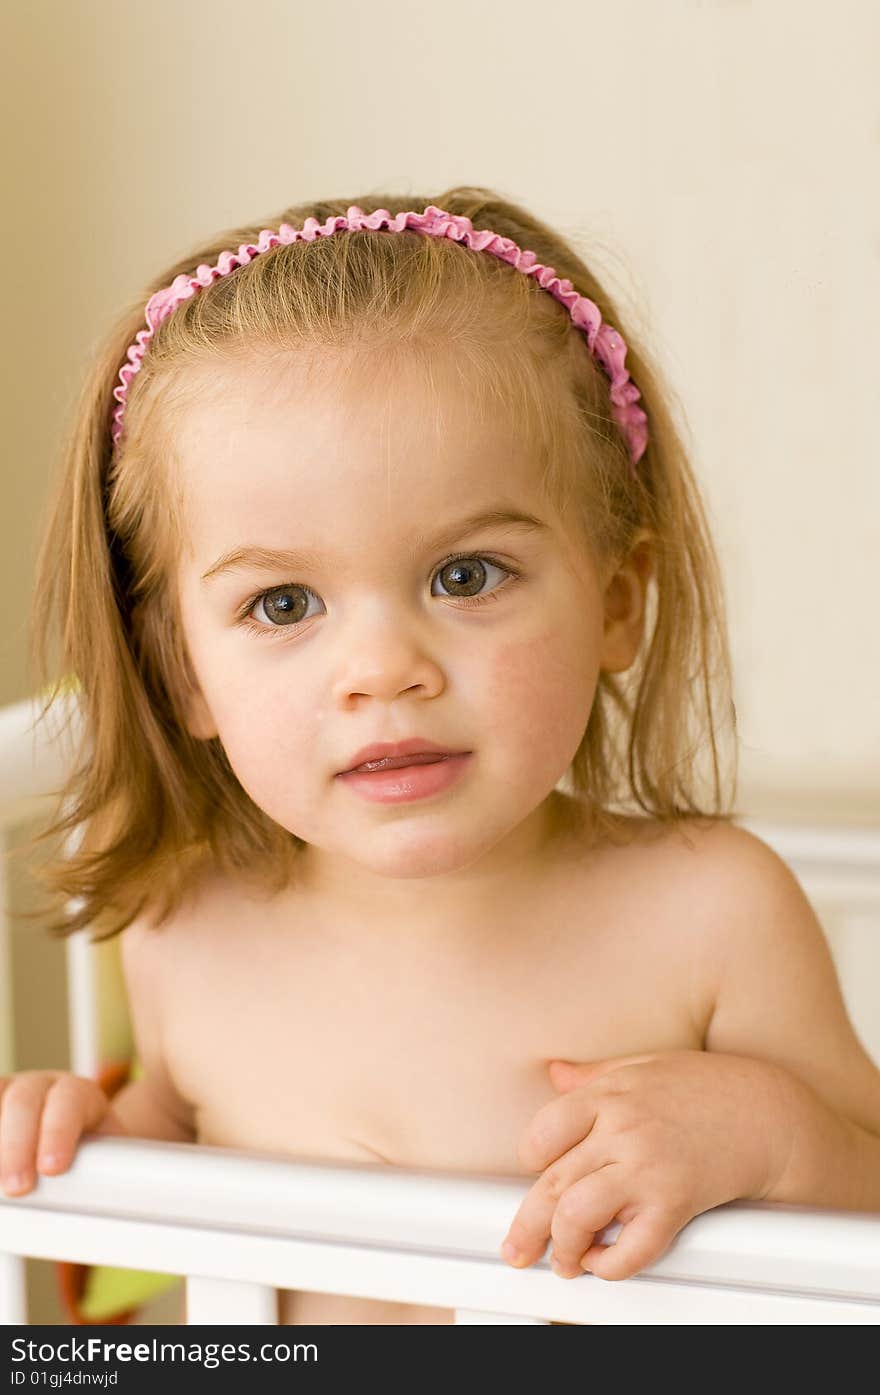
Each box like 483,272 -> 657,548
320,823 -> 500,881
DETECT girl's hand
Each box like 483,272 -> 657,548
501,1049 -> 791,1281
0,1070 -> 127,1197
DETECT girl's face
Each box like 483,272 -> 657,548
173,352 -> 636,912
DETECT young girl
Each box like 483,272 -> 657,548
3,187 -> 880,1326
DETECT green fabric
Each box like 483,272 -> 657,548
79,1055 -> 184,1320
79,1266 -> 183,1320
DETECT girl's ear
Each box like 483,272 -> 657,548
599,530 -> 654,675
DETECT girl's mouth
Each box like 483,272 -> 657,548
350,752 -> 448,773
337,752 -> 474,804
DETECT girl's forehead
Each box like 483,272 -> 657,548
172,353 -> 555,538
174,346 -> 530,449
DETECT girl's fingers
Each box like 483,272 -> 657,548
0,1072 -> 110,1196
501,1138 -> 614,1268
36,1075 -> 106,1173
547,1165 -> 628,1275
0,1072 -> 58,1194
518,1086 -> 600,1173
577,1206 -> 686,1282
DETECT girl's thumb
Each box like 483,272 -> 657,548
548,1053 -> 660,1091
547,1058 -> 599,1090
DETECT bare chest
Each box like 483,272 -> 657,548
161,854 -> 704,1177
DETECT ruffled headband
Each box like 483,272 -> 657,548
111,204 -> 648,468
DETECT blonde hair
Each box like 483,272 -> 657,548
14,185 -> 740,942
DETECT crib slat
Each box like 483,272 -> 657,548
186,1275 -> 278,1324
0,1250 -> 27,1325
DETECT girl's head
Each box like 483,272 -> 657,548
23,186 -> 738,940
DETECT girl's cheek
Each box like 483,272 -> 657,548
486,629 -> 599,733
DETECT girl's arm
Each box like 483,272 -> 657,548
702,825 -> 880,1210
501,824 -> 880,1280
113,917 -> 198,1145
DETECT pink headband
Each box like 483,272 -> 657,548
111,204 -> 648,468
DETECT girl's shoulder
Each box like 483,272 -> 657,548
600,815 -> 776,898
119,850 -> 228,956
592,810 -> 751,857
563,802 -> 736,858
574,811 -> 768,947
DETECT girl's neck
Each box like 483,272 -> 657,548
287,790 -> 597,942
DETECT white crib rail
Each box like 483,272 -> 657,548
1,692 -> 879,1326
1,1137 -> 879,1325
0,692 -> 82,826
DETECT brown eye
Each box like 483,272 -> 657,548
255,585 -> 315,626
434,557 -> 488,598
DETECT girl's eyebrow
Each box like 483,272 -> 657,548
199,507 -> 550,584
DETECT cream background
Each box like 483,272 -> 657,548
1,0 -> 878,1322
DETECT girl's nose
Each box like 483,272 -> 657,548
331,614 -> 445,705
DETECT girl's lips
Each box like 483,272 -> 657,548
349,752 -> 452,773
337,752 -> 473,804
338,739 -> 469,774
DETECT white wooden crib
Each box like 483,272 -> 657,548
1,692 -> 879,1326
